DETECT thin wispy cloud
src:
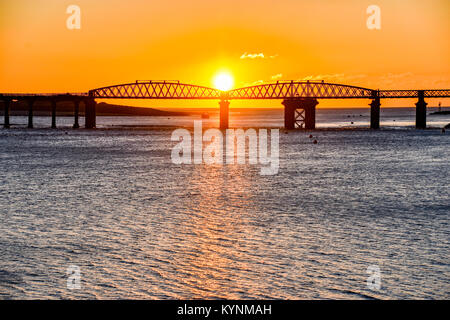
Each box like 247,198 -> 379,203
243,79 -> 265,86
301,73 -> 345,81
380,72 -> 413,80
378,72 -> 415,87
240,52 -> 265,59
344,74 -> 367,81
271,73 -> 283,80
240,53 -> 278,60
243,74 -> 283,87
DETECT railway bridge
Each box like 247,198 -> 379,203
1,80 -> 449,129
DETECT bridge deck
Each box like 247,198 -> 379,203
1,81 -> 449,100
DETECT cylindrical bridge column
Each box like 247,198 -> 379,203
219,100 -> 230,129
416,90 -> 427,129
73,100 -> 80,129
3,99 -> 10,128
304,99 -> 318,130
85,99 -> 96,129
51,100 -> 57,129
27,99 -> 34,129
370,93 -> 381,129
282,99 -> 296,129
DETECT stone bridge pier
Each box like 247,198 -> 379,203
3,98 -> 11,128
415,90 -> 427,129
27,98 -> 35,128
85,99 -> 96,129
370,90 -> 381,129
282,98 -> 318,129
219,99 -> 230,129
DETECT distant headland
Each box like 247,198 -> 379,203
429,110 -> 450,115
0,101 -> 189,117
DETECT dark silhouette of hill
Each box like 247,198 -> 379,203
429,110 -> 450,115
0,101 -> 188,116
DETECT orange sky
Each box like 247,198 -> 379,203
1,0 -> 449,108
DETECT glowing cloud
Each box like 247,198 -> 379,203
240,52 -> 265,59
240,53 -> 279,60
271,74 -> 283,80
301,73 -> 345,81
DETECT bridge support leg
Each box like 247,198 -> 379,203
3,99 -> 10,128
51,100 -> 57,129
73,100 -> 80,129
370,96 -> 381,129
304,100 -> 317,130
27,99 -> 34,129
219,100 -> 229,129
282,100 -> 296,129
282,98 -> 318,129
416,90 -> 427,129
85,99 -> 96,129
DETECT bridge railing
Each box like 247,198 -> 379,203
2,83 -> 449,100
379,89 -> 450,98
0,93 -> 89,98
89,81 -> 223,99
227,81 -> 374,99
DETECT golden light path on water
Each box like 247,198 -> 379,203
0,109 -> 449,299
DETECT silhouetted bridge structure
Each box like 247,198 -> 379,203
1,81 -> 449,129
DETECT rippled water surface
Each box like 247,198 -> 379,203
0,108 -> 449,299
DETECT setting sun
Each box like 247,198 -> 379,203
213,72 -> 234,91
0,0 -> 449,303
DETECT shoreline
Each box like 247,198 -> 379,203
1,125 -> 447,132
